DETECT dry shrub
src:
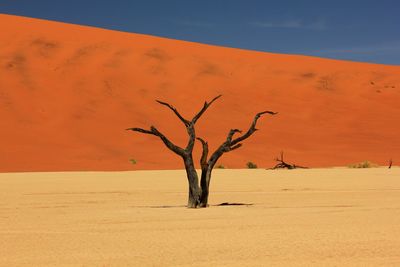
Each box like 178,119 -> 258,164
348,160 -> 379,168
246,161 -> 258,169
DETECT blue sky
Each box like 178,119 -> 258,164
1,0 -> 399,65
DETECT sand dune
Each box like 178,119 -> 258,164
1,14 -> 400,171
1,168 -> 399,266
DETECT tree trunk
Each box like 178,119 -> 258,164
199,149 -> 223,206
183,155 -> 201,208
199,168 -> 211,207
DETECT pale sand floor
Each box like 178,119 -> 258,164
1,168 -> 400,266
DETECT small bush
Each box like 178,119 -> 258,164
347,160 -> 378,168
246,161 -> 258,169
216,164 -> 225,169
129,159 -> 137,165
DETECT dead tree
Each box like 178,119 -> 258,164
270,151 -> 307,170
127,96 -> 276,208
127,95 -> 221,208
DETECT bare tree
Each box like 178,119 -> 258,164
269,151 -> 308,170
127,96 -> 276,208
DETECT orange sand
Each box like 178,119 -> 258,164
1,14 -> 400,172
1,168 -> 400,266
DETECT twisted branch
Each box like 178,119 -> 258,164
126,126 -> 185,156
231,111 -> 277,146
192,95 -> 222,124
127,95 -> 222,157
197,137 -> 209,170
156,100 -> 190,126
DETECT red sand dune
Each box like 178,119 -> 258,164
1,14 -> 399,172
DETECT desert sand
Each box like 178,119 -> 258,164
1,14 -> 400,172
1,168 -> 399,266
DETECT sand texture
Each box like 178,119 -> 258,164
1,14 -> 400,171
1,168 -> 399,266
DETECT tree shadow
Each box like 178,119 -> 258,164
131,203 -> 254,209
214,202 -> 254,207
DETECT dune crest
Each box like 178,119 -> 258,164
1,14 -> 399,172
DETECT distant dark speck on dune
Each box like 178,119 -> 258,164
6,53 -> 26,69
30,38 -> 60,57
300,72 -> 316,79
144,48 -> 171,62
197,62 -> 224,77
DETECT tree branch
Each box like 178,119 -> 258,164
126,126 -> 185,156
192,95 -> 222,124
126,127 -> 155,135
156,100 -> 190,126
231,111 -> 277,145
229,143 -> 242,151
206,110 -> 276,168
197,137 -> 209,170
226,129 -> 242,143
184,95 -> 222,152
154,95 -> 221,153
185,124 -> 196,152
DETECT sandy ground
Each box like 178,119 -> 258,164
1,168 -> 400,266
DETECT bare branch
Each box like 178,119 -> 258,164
156,100 -> 190,126
155,96 -> 221,153
226,129 -> 242,143
192,95 -> 222,124
197,137 -> 209,169
196,137 -> 207,146
126,127 -> 155,135
231,111 -> 277,145
185,124 -> 196,152
229,143 -> 242,151
150,126 -> 186,155
206,110 -> 276,169
183,95 -> 221,153
126,126 -> 185,156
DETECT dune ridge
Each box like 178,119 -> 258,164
1,13 -> 400,172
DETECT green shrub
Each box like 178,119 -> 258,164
129,159 -> 137,165
216,164 -> 225,169
347,160 -> 378,168
246,161 -> 258,169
